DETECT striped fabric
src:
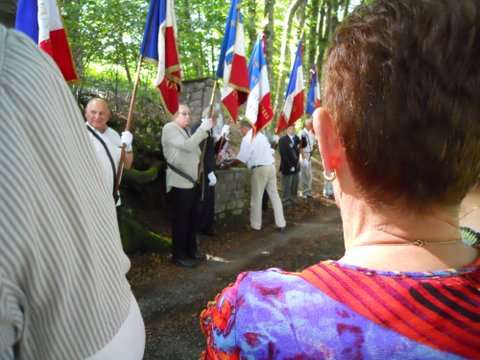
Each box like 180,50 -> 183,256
201,258 -> 480,359
0,25 -> 135,359
300,261 -> 480,359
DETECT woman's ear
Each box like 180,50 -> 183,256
312,107 -> 343,173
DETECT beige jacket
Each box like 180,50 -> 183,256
161,121 -> 208,192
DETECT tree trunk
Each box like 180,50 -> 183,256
296,0 -> 307,39
122,46 -> 132,85
263,0 -> 275,104
245,0 -> 258,56
343,0 -> 350,19
307,0 -> 320,69
316,0 -> 327,77
273,0 -> 307,116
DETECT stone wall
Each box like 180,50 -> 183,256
214,168 -> 249,224
180,78 -> 248,224
179,77 -> 225,126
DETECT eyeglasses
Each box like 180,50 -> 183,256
179,112 -> 190,117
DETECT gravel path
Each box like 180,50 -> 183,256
128,198 -> 344,359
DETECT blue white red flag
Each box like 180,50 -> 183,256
216,0 -> 249,123
140,0 -> 181,119
245,34 -> 273,137
305,64 -> 321,115
276,39 -> 305,134
15,0 -> 78,82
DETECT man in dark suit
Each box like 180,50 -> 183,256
190,106 -> 229,238
278,125 -> 300,206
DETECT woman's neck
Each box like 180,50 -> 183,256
338,195 -> 478,271
340,194 -> 459,248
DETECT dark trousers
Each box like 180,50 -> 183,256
169,187 -> 199,260
197,181 -> 215,235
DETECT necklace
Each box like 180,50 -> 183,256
351,238 -> 462,248
459,204 -> 480,220
411,239 -> 461,247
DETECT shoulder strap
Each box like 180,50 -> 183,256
166,161 -> 197,184
86,125 -> 117,197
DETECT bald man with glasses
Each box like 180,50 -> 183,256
161,104 -> 213,267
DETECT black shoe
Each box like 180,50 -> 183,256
202,230 -> 217,237
276,226 -> 286,232
188,251 -> 207,261
172,257 -> 196,268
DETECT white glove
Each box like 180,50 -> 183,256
290,166 -> 295,172
121,131 -> 133,151
207,171 -> 217,186
200,117 -> 213,131
272,135 -> 280,143
220,124 -> 230,137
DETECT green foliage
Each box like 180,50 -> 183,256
119,208 -> 171,253
63,0 -> 363,105
61,0 -> 365,153
176,0 -> 231,79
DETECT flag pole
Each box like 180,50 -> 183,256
198,78 -> 218,200
114,54 -> 144,196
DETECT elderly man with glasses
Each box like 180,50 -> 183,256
161,104 -> 213,267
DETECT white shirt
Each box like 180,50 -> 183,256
237,129 -> 275,168
87,123 -> 122,205
299,128 -> 316,153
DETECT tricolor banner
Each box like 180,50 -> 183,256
245,34 -> 273,137
276,39 -> 305,134
216,0 -> 249,123
305,64 -> 321,115
15,0 -> 78,82
140,0 -> 181,119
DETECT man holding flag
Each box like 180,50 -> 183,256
299,118 -> 317,199
216,0 -> 250,123
276,39 -> 305,134
300,65 -> 321,199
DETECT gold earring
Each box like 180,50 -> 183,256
322,170 -> 336,182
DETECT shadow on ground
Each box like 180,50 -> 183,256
128,196 -> 344,360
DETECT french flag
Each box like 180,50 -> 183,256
276,39 -> 305,134
15,0 -> 78,82
216,0 -> 249,123
245,34 -> 273,137
305,64 -> 321,115
140,0 -> 181,119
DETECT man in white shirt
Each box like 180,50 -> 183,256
85,98 -> 134,213
236,121 -> 286,231
299,118 -> 318,198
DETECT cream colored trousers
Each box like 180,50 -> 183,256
250,164 -> 286,230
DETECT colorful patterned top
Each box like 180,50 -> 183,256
200,254 -> 480,359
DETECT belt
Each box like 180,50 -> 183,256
251,163 -> 273,169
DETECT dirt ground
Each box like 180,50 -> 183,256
127,194 -> 344,360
